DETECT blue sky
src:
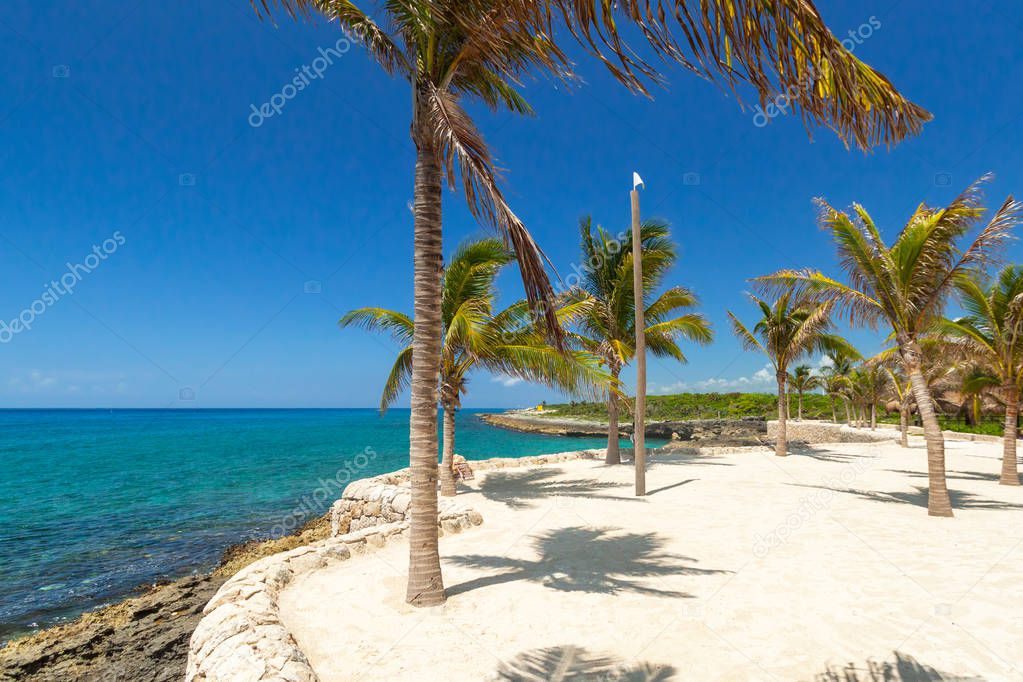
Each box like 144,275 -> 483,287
1,1 -> 1022,408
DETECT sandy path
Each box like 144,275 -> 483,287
279,438 -> 1023,681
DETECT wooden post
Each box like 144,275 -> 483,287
631,186 -> 646,496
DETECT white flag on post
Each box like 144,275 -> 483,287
632,172 -> 644,190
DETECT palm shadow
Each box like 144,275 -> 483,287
446,526 -> 727,598
813,650 -> 984,681
496,645 -> 676,681
790,444 -> 870,464
477,468 -> 637,510
886,468 -> 1001,484
646,478 -> 697,496
788,483 -> 1023,511
643,449 -> 737,467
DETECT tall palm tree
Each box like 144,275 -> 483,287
823,349 -> 858,423
728,293 -> 854,456
939,266 -> 1023,485
341,239 -> 611,496
849,362 -> 886,430
823,372 -> 848,423
571,218 -> 712,465
756,176 -> 1022,516
254,0 -> 929,606
787,364 -> 820,421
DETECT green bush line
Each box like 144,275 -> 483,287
542,392 -> 1009,437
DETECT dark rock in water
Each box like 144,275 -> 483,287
0,511 -> 333,682
0,574 -> 224,682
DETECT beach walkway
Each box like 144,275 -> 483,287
279,438 -> 1023,680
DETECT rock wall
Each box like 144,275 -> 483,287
767,420 -> 898,444
330,450 -> 603,536
189,450 -> 603,682
186,499 -> 483,682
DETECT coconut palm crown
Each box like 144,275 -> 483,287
341,238 -> 614,494
787,364 -> 821,421
939,266 -> 1023,485
570,217 -> 712,465
754,175 -> 1022,516
728,292 -> 854,456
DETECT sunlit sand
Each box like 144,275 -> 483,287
280,438 -> 1023,681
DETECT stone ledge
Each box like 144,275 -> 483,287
185,506 -> 483,682
330,450 -> 603,536
767,420 -> 898,444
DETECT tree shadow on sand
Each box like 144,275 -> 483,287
446,526 -> 727,598
496,645 -> 676,681
644,449 -> 737,467
789,444 -> 874,464
477,468 -> 638,510
788,483 -> 1023,511
812,650 -> 984,681
886,468 -> 1001,484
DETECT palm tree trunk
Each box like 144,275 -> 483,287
776,371 -> 787,457
870,402 -> 876,430
405,131 -> 446,606
899,398 -> 909,448
439,395 -> 457,497
843,398 -> 851,424
830,397 -> 837,423
1001,383 -> 1020,485
900,338 -> 953,517
797,390 -> 803,421
606,366 -> 621,465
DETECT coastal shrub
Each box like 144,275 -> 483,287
544,392 -> 887,422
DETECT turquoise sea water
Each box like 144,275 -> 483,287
0,408 -> 652,640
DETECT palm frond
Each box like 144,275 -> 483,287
339,307 -> 415,344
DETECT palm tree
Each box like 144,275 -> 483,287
728,293 -> 854,456
756,176 -> 1022,516
849,362 -> 886,430
823,349 -> 858,423
341,239 -> 611,496
254,0 -> 929,606
883,365 -> 913,446
787,365 -> 820,421
939,266 -> 1023,485
571,218 -> 712,465
877,337 -> 955,447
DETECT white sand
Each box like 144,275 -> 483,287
280,437 -> 1023,681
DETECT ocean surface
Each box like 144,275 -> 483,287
0,408 -> 654,640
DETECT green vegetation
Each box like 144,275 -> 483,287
544,391 -> 840,422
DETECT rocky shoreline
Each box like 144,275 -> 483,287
0,514 -> 335,682
478,410 -> 769,446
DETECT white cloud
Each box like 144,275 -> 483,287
491,375 -> 522,388
652,364 -> 775,394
